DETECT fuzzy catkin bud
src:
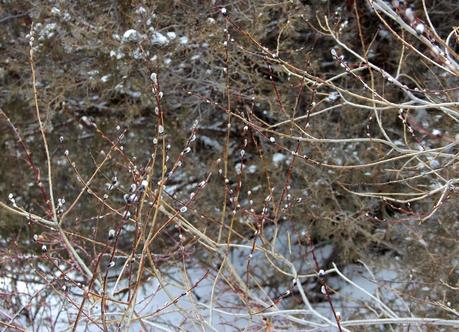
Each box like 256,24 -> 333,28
150,73 -> 157,84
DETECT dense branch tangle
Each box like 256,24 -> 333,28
0,1 -> 458,331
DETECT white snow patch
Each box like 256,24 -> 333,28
51,7 -> 61,16
432,129 -> 441,137
39,23 -> 57,39
127,91 -> 141,98
151,32 -> 169,45
131,48 -> 144,59
179,36 -> 189,44
62,12 -> 71,21
247,164 -> 257,174
325,91 -> 340,102
136,6 -> 146,15
166,31 -> 177,40
122,29 -> 142,43
110,49 -> 125,59
429,158 -> 440,169
272,153 -> 286,166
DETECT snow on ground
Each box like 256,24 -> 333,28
0,225 -> 413,331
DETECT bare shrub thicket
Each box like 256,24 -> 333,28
0,0 -> 458,330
